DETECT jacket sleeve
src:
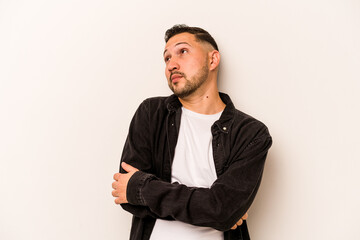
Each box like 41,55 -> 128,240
126,126 -> 272,231
119,100 -> 170,219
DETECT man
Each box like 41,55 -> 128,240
112,24 -> 272,240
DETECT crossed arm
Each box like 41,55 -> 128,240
111,132 -> 270,231
112,162 -> 249,230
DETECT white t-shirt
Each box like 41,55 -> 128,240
150,107 -> 224,240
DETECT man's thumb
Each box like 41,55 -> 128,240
121,162 -> 137,173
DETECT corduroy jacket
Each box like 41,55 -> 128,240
119,92 -> 272,240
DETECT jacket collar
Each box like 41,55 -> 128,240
165,92 -> 235,134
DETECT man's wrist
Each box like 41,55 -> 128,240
127,171 -> 155,206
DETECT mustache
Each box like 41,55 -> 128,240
170,71 -> 186,80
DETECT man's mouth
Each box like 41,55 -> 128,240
171,73 -> 183,83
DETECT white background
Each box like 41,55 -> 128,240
1,0 -> 359,239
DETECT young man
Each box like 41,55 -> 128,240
112,25 -> 272,240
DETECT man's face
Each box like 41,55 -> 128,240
163,32 -> 210,99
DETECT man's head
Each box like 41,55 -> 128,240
163,24 -> 220,99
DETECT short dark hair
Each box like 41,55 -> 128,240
164,24 -> 219,51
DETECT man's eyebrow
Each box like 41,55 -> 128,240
163,42 -> 192,56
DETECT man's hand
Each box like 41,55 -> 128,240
230,212 -> 249,230
112,162 -> 139,204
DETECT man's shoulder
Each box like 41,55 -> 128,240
141,95 -> 179,108
220,92 -> 267,128
139,95 -> 178,111
142,95 -> 171,104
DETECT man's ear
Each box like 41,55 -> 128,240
209,50 -> 220,71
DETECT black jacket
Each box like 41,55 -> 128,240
119,93 -> 272,240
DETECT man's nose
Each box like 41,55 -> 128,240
167,58 -> 180,72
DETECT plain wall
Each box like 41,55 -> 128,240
1,0 -> 359,239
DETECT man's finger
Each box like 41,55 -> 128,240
121,162 -> 138,173
241,212 -> 248,220
112,181 -> 118,189
112,190 -> 118,197
113,173 -> 120,180
236,219 -> 243,226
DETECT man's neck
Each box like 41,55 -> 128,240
178,87 -> 225,115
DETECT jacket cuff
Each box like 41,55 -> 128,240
127,171 -> 154,206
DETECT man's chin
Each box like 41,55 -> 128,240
170,87 -> 183,97
173,89 -> 194,99
169,83 -> 195,98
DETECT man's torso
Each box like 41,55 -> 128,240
150,107 -> 223,240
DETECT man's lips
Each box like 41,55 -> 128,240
171,74 -> 183,83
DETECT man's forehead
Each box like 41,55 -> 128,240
164,33 -> 197,52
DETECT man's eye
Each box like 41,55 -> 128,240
164,57 -> 170,62
181,49 -> 188,54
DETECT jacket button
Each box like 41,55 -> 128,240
223,127 -> 227,131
